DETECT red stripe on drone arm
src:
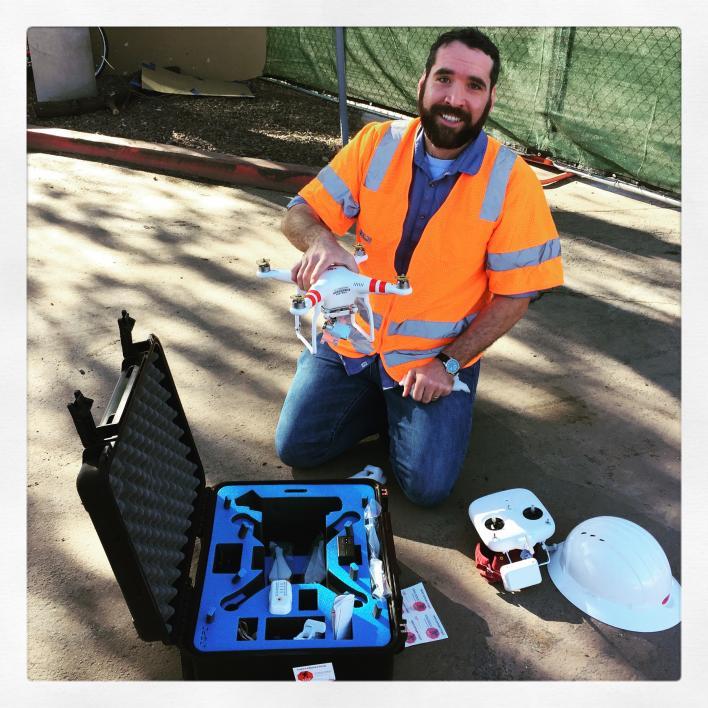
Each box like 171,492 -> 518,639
377,281 -> 387,294
305,290 -> 321,306
369,280 -> 378,293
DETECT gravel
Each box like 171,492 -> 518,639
27,71 -> 377,167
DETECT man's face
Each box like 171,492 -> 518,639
417,41 -> 496,157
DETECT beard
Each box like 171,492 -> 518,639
417,86 -> 492,151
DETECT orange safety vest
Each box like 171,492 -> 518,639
298,117 -> 563,383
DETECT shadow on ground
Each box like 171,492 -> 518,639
27,155 -> 680,680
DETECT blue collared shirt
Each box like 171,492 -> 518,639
287,125 -> 534,386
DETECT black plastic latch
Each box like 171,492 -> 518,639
398,620 -> 408,646
379,485 -> 389,510
67,390 -> 101,449
172,576 -> 195,646
118,310 -> 154,362
192,486 -> 215,539
118,309 -> 137,358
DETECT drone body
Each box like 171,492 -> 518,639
256,252 -> 412,354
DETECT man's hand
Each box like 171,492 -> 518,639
282,203 -> 359,290
291,232 -> 359,291
401,359 -> 454,404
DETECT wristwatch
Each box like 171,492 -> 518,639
435,352 -> 461,376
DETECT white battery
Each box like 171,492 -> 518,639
500,558 -> 542,592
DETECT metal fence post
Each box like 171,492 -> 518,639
335,27 -> 349,146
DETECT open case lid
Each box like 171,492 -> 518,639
69,311 -> 207,644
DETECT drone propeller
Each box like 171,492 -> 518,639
354,243 -> 368,264
257,258 -> 296,285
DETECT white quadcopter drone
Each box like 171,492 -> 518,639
256,245 -> 413,354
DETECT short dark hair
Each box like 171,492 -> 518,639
425,28 -> 501,88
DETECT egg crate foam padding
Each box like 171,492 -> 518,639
107,351 -> 200,631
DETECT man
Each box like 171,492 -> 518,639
274,28 -> 563,506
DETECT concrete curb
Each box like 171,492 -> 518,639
27,125 -> 319,194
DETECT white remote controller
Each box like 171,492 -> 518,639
269,579 -> 293,615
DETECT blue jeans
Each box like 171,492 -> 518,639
275,339 -> 481,507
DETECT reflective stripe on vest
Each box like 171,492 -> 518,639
364,119 -> 411,191
480,146 -> 517,221
316,164 -> 360,218
348,326 -> 375,355
382,346 -> 445,368
356,300 -> 384,330
487,237 -> 562,271
386,312 -> 478,339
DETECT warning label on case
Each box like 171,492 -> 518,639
292,662 -> 336,681
401,582 -> 448,647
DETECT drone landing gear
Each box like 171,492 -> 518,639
294,303 -> 320,354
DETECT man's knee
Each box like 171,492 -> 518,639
274,440 -> 309,469
402,484 -> 454,508
391,459 -> 458,508
275,418 -> 316,468
275,418 -> 328,467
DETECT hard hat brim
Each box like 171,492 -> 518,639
548,541 -> 681,632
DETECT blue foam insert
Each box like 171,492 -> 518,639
194,483 -> 392,652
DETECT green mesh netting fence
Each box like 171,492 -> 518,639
264,27 -> 680,196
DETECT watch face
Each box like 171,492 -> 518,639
445,358 -> 461,375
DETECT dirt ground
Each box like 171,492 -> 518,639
27,70 -> 371,167
25,63 -> 685,694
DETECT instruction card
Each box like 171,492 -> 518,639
401,582 -> 448,647
292,662 -> 336,681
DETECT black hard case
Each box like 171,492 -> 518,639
70,312 -> 406,680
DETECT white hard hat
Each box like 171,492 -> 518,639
548,516 -> 680,632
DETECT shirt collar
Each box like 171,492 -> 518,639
413,124 -> 488,178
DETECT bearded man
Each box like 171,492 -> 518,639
274,28 -> 564,507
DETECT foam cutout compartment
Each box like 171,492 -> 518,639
194,483 -> 392,651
